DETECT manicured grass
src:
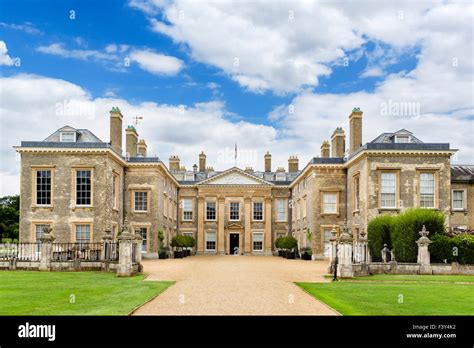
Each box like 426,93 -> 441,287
0,271 -> 174,315
323,274 -> 474,283
297,275 -> 474,315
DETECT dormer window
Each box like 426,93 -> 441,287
395,135 -> 410,143
60,131 -> 76,142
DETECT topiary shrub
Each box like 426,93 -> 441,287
431,233 -> 474,264
390,208 -> 446,262
367,214 -> 394,261
275,237 -> 282,249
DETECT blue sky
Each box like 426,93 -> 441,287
0,0 -> 473,194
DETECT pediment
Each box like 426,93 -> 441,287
197,167 -> 272,186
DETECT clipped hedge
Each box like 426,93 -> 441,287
431,233 -> 474,264
279,236 -> 298,251
367,215 -> 394,261
390,208 -> 446,262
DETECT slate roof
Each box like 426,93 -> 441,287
451,165 -> 474,183
43,126 -> 103,143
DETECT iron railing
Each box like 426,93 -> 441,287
0,243 -> 41,261
51,243 -> 102,262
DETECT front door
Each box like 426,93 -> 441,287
229,233 -> 239,255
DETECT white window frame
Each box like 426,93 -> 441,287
135,227 -> 148,253
276,199 -> 287,222
74,224 -> 91,244
205,201 -> 217,221
205,232 -> 216,251
252,232 -> 264,252
452,189 -> 466,211
134,191 -> 148,212
419,172 -> 435,209
229,202 -> 240,221
252,202 -> 264,221
182,198 -> 193,221
35,169 -> 52,206
395,135 -> 410,143
322,193 -> 338,214
380,172 -> 397,209
60,131 -> 77,142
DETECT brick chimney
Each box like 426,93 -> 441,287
169,155 -> 180,171
320,140 -> 330,158
331,127 -> 345,158
137,139 -> 147,157
125,125 -> 138,157
288,155 -> 299,172
349,107 -> 363,154
199,151 -> 206,172
109,107 -> 123,154
264,152 -> 272,172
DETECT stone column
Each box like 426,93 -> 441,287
416,225 -> 433,275
117,232 -> 135,277
337,221 -> 354,278
244,198 -> 251,253
264,198 -> 272,255
328,225 -> 338,273
134,234 -> 143,264
217,198 -> 225,254
197,197 -> 205,253
39,232 -> 55,271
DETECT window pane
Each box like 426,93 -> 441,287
323,193 -> 337,214
381,173 -> 396,208
36,170 -> 51,205
453,190 -> 464,209
76,170 -> 91,205
253,202 -> 263,220
206,232 -> 216,250
206,202 -> 216,220
420,173 -> 435,208
183,199 -> 193,220
134,192 -> 148,211
230,202 -> 240,220
276,199 -> 286,221
75,225 -> 90,244
253,233 -> 263,251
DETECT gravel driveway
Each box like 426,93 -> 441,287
133,255 -> 338,315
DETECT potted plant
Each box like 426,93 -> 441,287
186,236 -> 195,256
171,235 -> 185,258
285,236 -> 298,259
300,247 -> 312,260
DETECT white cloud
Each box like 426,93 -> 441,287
36,42 -> 183,76
129,49 -> 183,75
37,43 -> 116,61
0,41 -> 14,66
0,22 -> 41,35
0,74 -> 288,195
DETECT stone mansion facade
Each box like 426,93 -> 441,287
15,107 -> 473,259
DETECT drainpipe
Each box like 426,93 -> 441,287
288,188 -> 293,237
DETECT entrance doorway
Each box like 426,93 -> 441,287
229,233 -> 240,255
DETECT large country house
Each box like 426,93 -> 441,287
15,107 -> 473,259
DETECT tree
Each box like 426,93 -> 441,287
0,195 -> 20,241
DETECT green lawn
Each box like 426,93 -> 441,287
0,271 -> 174,315
297,275 -> 474,315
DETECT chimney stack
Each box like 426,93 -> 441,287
264,152 -> 272,172
125,125 -> 138,157
199,151 -> 206,172
320,141 -> 330,158
349,107 -> 363,153
331,127 -> 345,158
137,139 -> 147,157
169,155 -> 180,171
288,155 -> 299,172
109,107 -> 123,154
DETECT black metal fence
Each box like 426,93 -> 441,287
51,243 -> 102,261
0,243 -> 41,261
